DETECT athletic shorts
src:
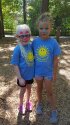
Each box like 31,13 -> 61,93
35,75 -> 53,80
17,79 -> 33,87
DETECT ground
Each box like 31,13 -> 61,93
0,37 -> 70,125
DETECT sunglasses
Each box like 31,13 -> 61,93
19,34 -> 30,38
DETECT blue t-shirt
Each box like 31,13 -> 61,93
32,37 -> 61,78
11,43 -> 34,80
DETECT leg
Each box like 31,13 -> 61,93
35,77 -> 43,104
44,79 -> 58,123
44,79 -> 56,110
19,87 -> 26,106
26,84 -> 32,111
35,77 -> 43,114
26,84 -> 31,102
19,87 -> 26,114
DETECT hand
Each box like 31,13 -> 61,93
19,77 -> 25,86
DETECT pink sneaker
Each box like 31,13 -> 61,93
26,101 -> 32,112
18,105 -> 26,115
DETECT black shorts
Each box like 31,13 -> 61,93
17,79 -> 33,87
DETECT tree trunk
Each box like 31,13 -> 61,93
23,0 -> 26,23
56,26 -> 61,43
0,0 -> 4,39
54,16 -> 62,42
41,0 -> 49,13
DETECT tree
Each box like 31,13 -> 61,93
1,0 -> 69,36
49,0 -> 70,39
27,0 -> 41,35
0,0 -> 4,39
41,0 -> 49,13
2,0 -> 21,34
23,0 -> 26,23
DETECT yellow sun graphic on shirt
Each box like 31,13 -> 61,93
36,45 -> 49,62
27,52 -> 34,62
38,47 -> 47,57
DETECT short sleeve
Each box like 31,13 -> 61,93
11,46 -> 20,65
53,39 -> 61,56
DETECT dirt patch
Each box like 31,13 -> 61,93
0,38 -> 70,125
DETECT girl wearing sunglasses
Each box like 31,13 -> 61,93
11,24 -> 34,114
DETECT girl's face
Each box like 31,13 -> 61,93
38,21 -> 51,40
18,31 -> 30,46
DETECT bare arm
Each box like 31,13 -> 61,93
14,65 -> 22,79
14,65 -> 25,86
53,56 -> 59,81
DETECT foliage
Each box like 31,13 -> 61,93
49,0 -> 70,29
27,0 -> 42,35
1,0 -> 70,35
2,0 -> 21,33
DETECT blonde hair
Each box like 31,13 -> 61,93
16,24 -> 31,36
37,12 -> 53,26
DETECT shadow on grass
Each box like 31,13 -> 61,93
0,38 -> 70,125
0,117 -> 11,125
17,111 -> 33,125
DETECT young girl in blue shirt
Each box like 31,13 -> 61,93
32,13 -> 61,123
11,24 -> 34,114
